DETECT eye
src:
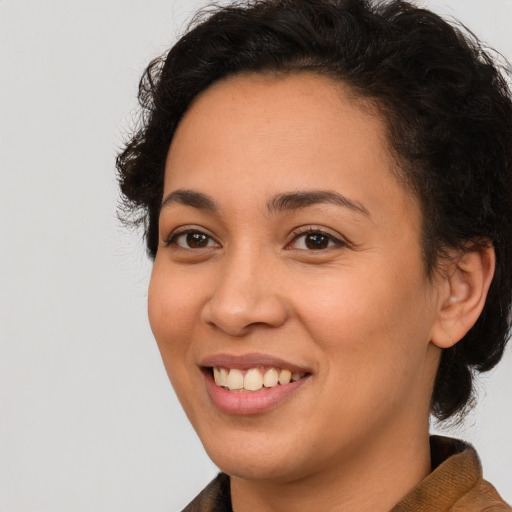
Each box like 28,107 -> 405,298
289,228 -> 347,251
166,229 -> 219,249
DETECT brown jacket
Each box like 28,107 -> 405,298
182,436 -> 510,512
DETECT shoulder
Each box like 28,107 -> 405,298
453,478 -> 511,512
392,436 -> 511,512
180,473 -> 232,512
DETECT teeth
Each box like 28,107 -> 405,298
263,368 -> 279,387
244,368 -> 264,391
213,367 -> 228,387
226,368 -> 244,390
219,368 -> 228,386
213,366 -> 305,391
278,369 -> 291,385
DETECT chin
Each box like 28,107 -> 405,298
197,426 -> 320,482
210,450 -> 304,482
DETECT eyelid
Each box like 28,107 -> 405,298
163,225 -> 220,248
161,224 -> 351,250
287,225 -> 351,250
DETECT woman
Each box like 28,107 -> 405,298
117,0 -> 512,510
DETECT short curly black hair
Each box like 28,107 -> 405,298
117,0 -> 512,421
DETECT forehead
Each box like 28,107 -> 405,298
168,72 -> 388,166
164,72 -> 417,221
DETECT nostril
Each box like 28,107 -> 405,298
201,293 -> 289,336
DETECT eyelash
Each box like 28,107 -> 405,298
288,226 -> 349,251
164,226 -> 349,251
164,228 -> 219,249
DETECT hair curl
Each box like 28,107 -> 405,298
117,0 -> 512,421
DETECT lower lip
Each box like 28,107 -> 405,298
203,371 -> 309,415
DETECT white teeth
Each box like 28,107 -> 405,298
213,368 -> 229,387
213,366 -> 305,391
278,369 -> 291,385
226,368 -> 244,390
263,368 -> 279,387
244,368 -> 264,391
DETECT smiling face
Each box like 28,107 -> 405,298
148,73 -> 444,483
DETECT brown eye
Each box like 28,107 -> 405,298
304,233 -> 330,250
168,230 -> 219,249
186,232 -> 209,248
289,228 -> 347,251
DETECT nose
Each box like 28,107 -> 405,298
200,249 -> 289,337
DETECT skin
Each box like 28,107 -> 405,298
148,73 -> 493,512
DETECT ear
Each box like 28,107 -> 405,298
431,243 -> 495,349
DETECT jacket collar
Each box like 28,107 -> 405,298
182,436 -> 510,512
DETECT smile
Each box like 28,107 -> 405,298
201,354 -> 312,414
212,367 -> 307,392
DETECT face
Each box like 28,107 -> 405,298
148,73 -> 443,482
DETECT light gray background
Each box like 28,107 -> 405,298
1,1 -> 511,510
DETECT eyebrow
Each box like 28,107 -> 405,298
267,190 -> 370,216
160,189 -> 217,213
160,188 -> 369,217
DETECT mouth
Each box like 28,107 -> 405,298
207,366 -> 309,392
200,354 -> 312,414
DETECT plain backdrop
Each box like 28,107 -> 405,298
1,1 -> 511,510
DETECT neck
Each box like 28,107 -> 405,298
230,422 -> 431,512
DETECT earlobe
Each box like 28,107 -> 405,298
431,244 -> 495,349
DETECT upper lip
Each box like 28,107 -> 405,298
200,352 -> 311,374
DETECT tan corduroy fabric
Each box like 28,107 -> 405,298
391,436 -> 510,511
182,436 -> 510,512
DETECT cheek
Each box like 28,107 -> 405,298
296,269 -> 404,340
147,263 -> 201,356
147,264 -> 205,414
296,262 -> 433,376
297,277 -> 434,438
